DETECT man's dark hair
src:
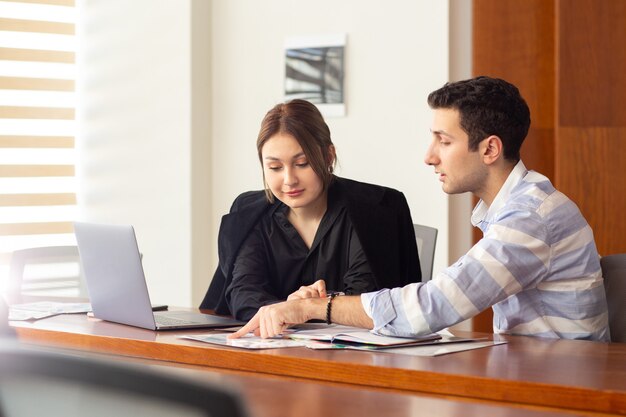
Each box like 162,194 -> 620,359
427,76 -> 530,162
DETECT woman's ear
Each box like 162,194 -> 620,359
327,145 -> 337,167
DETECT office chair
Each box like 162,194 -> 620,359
7,246 -> 87,304
0,296 -> 14,338
413,224 -> 438,281
0,343 -> 248,417
600,253 -> 626,343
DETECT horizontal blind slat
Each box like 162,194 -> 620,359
0,47 -> 74,63
0,106 -> 74,119
0,135 -> 74,148
0,0 -> 77,266
0,17 -> 74,35
0,193 -> 76,206
0,165 -> 74,177
0,76 -> 74,91
0,221 -> 73,236
2,0 -> 74,6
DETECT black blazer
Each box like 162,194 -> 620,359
200,177 -> 422,314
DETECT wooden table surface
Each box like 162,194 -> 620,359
37,344 -> 611,417
11,312 -> 626,415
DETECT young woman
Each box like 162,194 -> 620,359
200,99 -> 421,321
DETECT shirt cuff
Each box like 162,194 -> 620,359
360,289 -> 398,333
360,292 -> 374,318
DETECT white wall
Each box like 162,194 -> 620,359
210,0 -> 451,305
78,0 -> 202,307
449,0 -> 474,264
448,0 -> 473,330
78,0 -> 470,307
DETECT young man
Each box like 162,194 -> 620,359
230,76 -> 610,342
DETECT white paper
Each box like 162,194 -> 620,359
9,301 -> 92,321
378,340 -> 508,356
289,324 -> 440,346
8,309 -> 53,321
180,333 -> 307,350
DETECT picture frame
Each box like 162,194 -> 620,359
284,34 -> 346,117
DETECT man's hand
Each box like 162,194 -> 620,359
228,297 -> 326,339
287,279 -> 327,301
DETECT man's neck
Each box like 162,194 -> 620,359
475,161 -> 517,207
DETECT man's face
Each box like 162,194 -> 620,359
424,108 -> 488,196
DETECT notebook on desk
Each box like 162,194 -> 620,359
74,222 -> 243,330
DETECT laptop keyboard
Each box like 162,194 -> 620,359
155,315 -> 193,326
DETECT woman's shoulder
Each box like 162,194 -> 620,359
230,190 -> 269,213
334,176 -> 405,201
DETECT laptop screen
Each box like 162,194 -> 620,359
74,222 -> 157,329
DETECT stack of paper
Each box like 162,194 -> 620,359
9,301 -> 91,321
182,334 -> 307,350
288,325 -> 443,348
180,323 -> 507,356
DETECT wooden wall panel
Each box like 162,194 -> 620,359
557,1 -> 626,256
473,0 -> 556,180
472,0 -> 557,332
558,0 -> 626,127
472,0 -> 626,332
557,128 -> 626,255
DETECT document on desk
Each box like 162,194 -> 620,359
181,333 -> 308,349
180,324 -> 505,354
299,336 -> 506,355
379,340 -> 508,356
287,324 -> 504,355
9,301 -> 92,321
288,324 -> 442,347
179,324 -> 434,350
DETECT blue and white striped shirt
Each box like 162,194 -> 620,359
362,161 -> 610,341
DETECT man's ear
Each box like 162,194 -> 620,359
480,135 -> 504,166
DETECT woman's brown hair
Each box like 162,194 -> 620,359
257,99 -> 336,202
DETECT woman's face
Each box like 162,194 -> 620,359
261,133 -> 326,211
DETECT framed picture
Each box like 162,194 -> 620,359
284,34 -> 346,117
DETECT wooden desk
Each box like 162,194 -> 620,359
23,345 -> 589,417
11,313 -> 626,415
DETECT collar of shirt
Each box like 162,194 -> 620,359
271,184 -> 347,253
470,160 -> 528,232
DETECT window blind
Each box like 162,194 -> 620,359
0,0 -> 76,291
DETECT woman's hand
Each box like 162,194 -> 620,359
287,279 -> 327,301
228,297 -> 326,339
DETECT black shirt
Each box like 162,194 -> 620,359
226,188 -> 376,321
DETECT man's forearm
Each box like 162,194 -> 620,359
305,295 -> 374,329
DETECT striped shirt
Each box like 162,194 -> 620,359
361,161 -> 610,341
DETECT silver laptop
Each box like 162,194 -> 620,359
74,222 -> 243,330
